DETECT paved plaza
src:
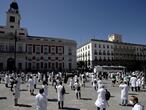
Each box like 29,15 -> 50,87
0,78 -> 145,110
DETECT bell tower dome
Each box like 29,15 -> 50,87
6,0 -> 21,29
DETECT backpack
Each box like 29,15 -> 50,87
105,89 -> 111,101
61,86 -> 66,95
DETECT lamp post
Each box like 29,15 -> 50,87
14,30 -> 17,72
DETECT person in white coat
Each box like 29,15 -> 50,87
27,76 -> 34,95
119,81 -> 129,106
97,77 -> 103,90
141,75 -> 145,89
13,80 -> 20,106
33,74 -> 38,89
74,79 -> 81,99
35,88 -> 47,110
69,77 -> 74,90
16,75 -> 21,90
93,78 -> 98,91
95,85 -> 107,110
5,74 -> 10,87
129,96 -> 144,110
56,81 -> 65,109
42,81 -> 48,99
136,77 -> 141,91
130,75 -> 137,92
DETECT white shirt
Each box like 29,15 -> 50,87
141,77 -> 145,85
136,79 -> 141,87
28,78 -> 34,90
119,84 -> 129,99
132,104 -> 144,110
42,85 -> 48,98
130,77 -> 137,87
56,85 -> 64,101
36,93 -> 47,110
5,75 -> 10,84
95,88 -> 107,109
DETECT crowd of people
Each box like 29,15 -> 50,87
0,70 -> 145,110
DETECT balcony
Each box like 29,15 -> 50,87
0,50 -> 25,53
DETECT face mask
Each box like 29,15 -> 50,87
129,100 -> 134,105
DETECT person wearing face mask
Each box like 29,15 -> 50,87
129,96 -> 144,110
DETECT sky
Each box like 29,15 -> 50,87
0,0 -> 146,45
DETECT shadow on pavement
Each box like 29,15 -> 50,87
80,97 -> 92,100
0,97 -> 7,100
16,104 -> 32,108
128,93 -> 138,95
48,98 -> 58,102
140,89 -> 146,92
62,107 -> 80,110
20,89 -> 28,91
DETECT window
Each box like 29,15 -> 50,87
103,45 -> 105,48
44,63 -> 47,69
28,46 -> 32,53
68,48 -> 72,55
48,57 -> 51,60
95,56 -> 97,60
10,26 -> 14,28
44,46 -> 48,54
48,62 -> 51,68
9,45 -> 14,52
0,44 -> 4,51
41,62 -> 43,68
99,50 -> 102,55
28,63 -> 31,69
19,33 -> 25,35
94,50 -> 97,55
103,51 -> 106,55
0,63 -> 3,70
18,45 -> 23,52
36,63 -> 40,69
107,45 -> 109,48
36,46 -> 40,54
95,44 -> 96,48
56,62 -> 58,68
10,16 -> 15,22
99,44 -> 101,48
18,63 -> 22,70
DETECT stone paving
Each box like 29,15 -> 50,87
0,78 -> 145,110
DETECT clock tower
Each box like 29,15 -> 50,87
6,0 -> 21,29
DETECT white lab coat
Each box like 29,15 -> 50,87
38,72 -> 41,81
5,75 -> 10,84
130,77 -> 137,87
42,84 -> 48,98
119,84 -> 129,100
14,83 -> 20,98
132,104 -> 144,110
136,79 -> 141,87
16,77 -> 21,90
69,78 -> 74,87
33,76 -> 37,85
141,77 -> 145,85
56,85 -> 64,101
95,88 -> 107,109
36,93 -> 47,110
28,78 -> 34,91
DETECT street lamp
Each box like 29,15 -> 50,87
14,30 -> 17,72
